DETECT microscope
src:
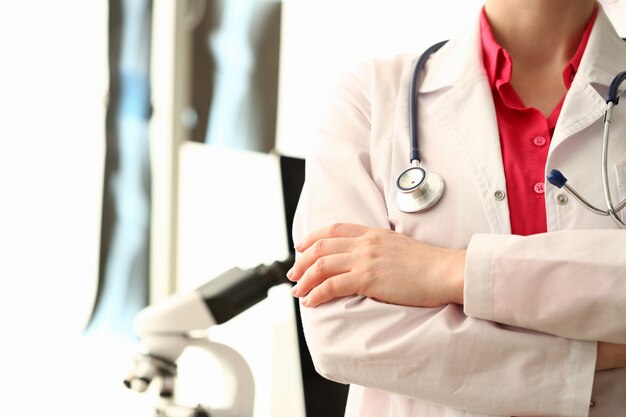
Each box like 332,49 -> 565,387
124,257 -> 293,417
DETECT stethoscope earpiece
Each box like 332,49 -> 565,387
396,166 -> 445,213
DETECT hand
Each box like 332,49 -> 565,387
596,342 -> 626,371
287,223 -> 466,308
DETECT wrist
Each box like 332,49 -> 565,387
596,342 -> 626,371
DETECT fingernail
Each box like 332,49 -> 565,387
291,284 -> 298,296
286,267 -> 294,280
300,297 -> 309,307
294,241 -> 303,251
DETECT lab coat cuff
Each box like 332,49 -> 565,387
563,339 -> 597,417
463,233 -> 496,321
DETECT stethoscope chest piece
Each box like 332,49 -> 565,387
395,166 -> 445,213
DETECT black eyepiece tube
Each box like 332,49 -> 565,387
196,256 -> 295,325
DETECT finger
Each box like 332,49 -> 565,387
300,272 -> 359,307
295,223 -> 369,252
288,237 -> 354,282
291,253 -> 352,298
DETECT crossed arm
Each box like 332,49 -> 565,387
287,222 -> 626,371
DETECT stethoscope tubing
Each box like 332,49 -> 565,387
608,71 -> 626,104
548,78 -> 626,229
601,101 -> 626,227
409,40 -> 448,164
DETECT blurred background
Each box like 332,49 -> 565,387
0,1 -> 623,416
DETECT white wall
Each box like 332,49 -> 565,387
0,0 -> 106,339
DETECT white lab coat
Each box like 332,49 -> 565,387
292,6 -> 626,417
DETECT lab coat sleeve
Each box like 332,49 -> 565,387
464,230 -> 626,343
293,65 -> 596,417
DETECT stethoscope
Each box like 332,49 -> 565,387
396,40 -> 626,230
395,40 -> 448,213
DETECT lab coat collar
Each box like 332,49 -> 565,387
418,8 -> 484,94
578,6 -> 626,89
552,6 -> 626,147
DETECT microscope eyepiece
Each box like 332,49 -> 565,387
196,256 -> 295,324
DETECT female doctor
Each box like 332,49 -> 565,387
288,0 -> 626,416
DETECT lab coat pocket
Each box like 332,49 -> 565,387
616,165 -> 626,221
